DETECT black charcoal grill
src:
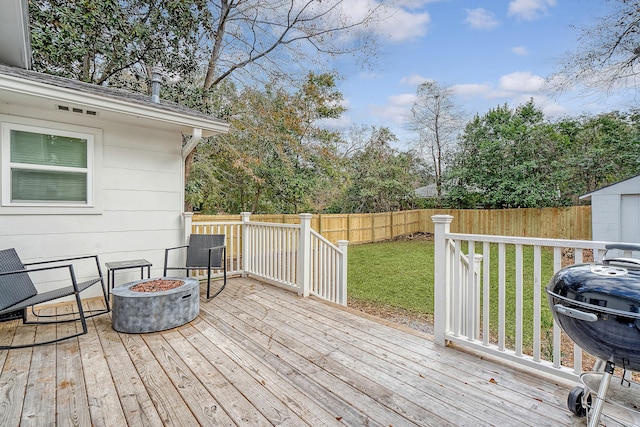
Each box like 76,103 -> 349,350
547,243 -> 640,426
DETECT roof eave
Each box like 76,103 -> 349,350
0,73 -> 230,135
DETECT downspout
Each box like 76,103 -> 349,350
182,128 -> 203,212
182,127 -> 202,159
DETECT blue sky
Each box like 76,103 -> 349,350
326,0 -> 637,146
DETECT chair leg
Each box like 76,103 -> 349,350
28,278 -> 110,322
0,292 -> 88,350
206,269 -> 211,299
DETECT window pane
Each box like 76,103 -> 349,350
10,130 -> 87,168
11,169 -> 87,202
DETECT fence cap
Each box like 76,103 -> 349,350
431,214 -> 454,223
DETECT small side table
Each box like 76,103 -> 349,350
105,259 -> 152,296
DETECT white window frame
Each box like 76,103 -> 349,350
0,116 -> 102,214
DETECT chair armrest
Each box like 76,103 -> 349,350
23,254 -> 104,279
24,254 -> 99,267
164,245 -> 190,274
0,264 -> 82,292
1,263 -> 74,277
165,245 -> 189,252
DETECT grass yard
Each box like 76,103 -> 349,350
348,238 -> 560,355
348,239 -> 435,316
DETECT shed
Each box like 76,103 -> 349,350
579,175 -> 640,244
0,0 -> 230,297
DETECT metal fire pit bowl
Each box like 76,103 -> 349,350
111,277 -> 199,333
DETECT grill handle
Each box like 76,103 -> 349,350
603,243 -> 640,267
554,304 -> 598,322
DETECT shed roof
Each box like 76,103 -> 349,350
579,175 -> 640,199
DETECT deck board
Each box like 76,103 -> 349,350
0,277 -> 584,426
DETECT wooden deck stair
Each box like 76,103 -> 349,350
0,277 -> 581,426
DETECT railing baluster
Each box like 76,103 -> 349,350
533,245 -> 541,362
498,242 -> 506,352
482,242 -> 490,347
467,240 -> 475,341
515,244 -> 523,357
553,246 -> 562,369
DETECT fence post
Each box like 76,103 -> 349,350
183,212 -> 193,244
432,214 -> 453,346
298,213 -> 312,298
241,212 -> 251,277
337,240 -> 349,306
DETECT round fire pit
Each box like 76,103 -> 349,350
111,277 -> 199,333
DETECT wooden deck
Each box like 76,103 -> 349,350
0,277 -> 584,426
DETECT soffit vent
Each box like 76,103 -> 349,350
57,105 -> 98,116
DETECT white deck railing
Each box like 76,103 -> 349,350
185,213 -> 348,305
432,214 -> 616,382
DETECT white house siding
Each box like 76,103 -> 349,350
0,102 -> 187,297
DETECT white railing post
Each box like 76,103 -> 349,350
337,240 -> 349,306
183,212 -> 193,244
432,215 -> 454,346
241,212 -> 251,277
298,213 -> 312,297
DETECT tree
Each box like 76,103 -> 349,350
554,110 -> 640,202
29,0 -> 208,87
329,127 -> 423,213
406,81 -> 463,204
188,73 -> 345,214
554,0 -> 640,93
30,0 -> 386,94
446,100 -> 567,208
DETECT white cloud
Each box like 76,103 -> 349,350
452,83 -> 493,97
376,5 -> 431,42
512,46 -> 528,56
507,0 -> 557,21
371,92 -> 417,125
464,8 -> 500,30
499,71 -> 545,92
399,74 -> 432,86
316,115 -> 353,132
389,93 -> 417,107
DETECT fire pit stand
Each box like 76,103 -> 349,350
111,277 -> 199,333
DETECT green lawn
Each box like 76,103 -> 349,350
348,240 -> 435,314
348,239 -> 558,352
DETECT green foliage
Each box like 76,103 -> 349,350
446,100 -> 569,208
30,0 -> 208,88
187,72 -> 345,214
554,110 -> 640,202
327,127 -> 424,213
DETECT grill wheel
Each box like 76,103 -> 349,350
567,385 -> 591,417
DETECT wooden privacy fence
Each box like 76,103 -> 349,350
194,206 -> 592,245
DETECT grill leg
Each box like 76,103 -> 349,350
587,361 -> 614,427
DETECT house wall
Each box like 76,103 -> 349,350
0,102 -> 187,297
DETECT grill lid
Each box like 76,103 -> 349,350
547,263 -> 640,317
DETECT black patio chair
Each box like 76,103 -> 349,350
163,234 -> 227,299
0,248 -> 109,349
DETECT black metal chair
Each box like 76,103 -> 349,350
0,248 -> 109,349
163,234 -> 227,299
